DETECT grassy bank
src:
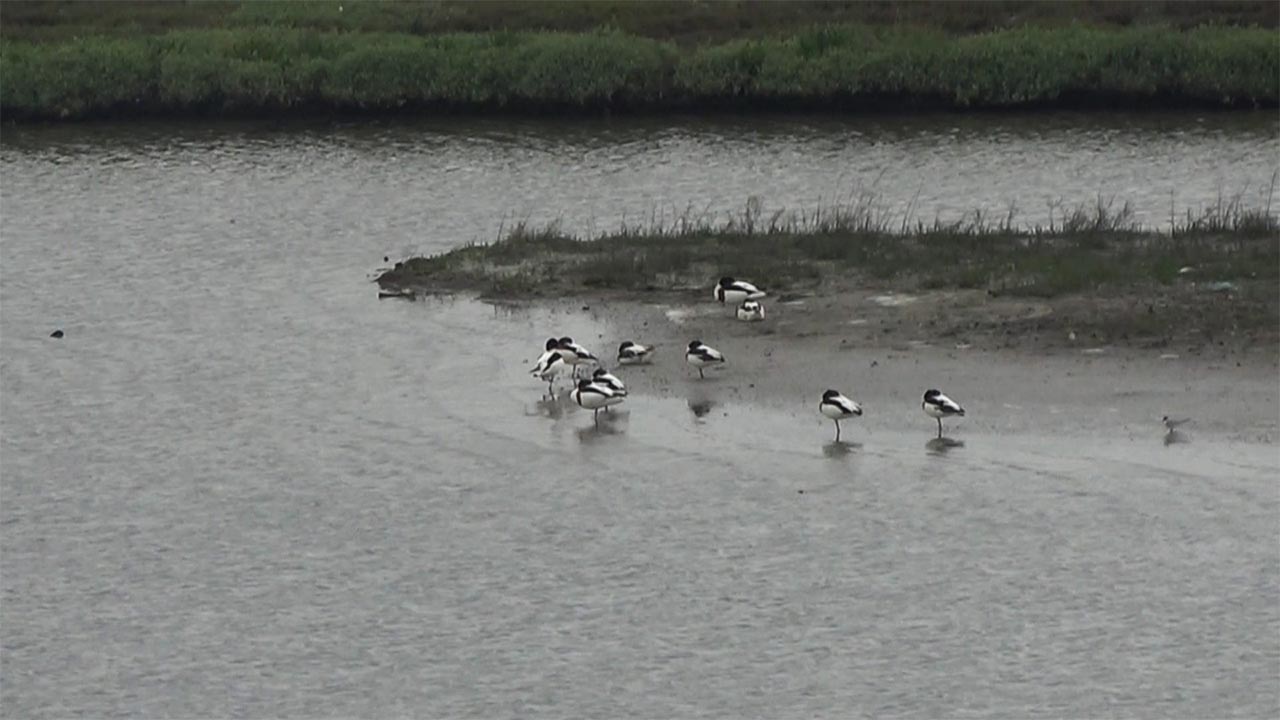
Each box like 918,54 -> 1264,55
377,197 -> 1278,299
4,1 -> 1276,45
2,23 -> 1277,120
378,198 -> 1280,348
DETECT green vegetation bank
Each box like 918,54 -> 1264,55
2,1 -> 1277,120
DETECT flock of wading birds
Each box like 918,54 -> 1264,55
529,276 -> 966,441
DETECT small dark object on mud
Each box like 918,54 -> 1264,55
50,329 -> 63,338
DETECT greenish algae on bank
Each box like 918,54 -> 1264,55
2,23 -> 1277,120
377,203 -> 1280,355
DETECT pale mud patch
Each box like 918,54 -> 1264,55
510,293 -> 1278,448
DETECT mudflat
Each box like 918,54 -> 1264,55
499,290 -> 1279,446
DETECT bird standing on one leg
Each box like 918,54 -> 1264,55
685,340 -> 725,379
819,389 -> 863,441
571,378 -> 624,426
922,389 -> 965,438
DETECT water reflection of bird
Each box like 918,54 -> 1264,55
527,393 -> 567,419
688,398 -> 715,418
922,389 -> 965,438
577,418 -> 624,444
823,441 -> 860,457
926,437 -> 965,454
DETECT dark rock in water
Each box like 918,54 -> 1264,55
50,329 -> 64,338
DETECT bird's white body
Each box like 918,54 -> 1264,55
686,341 -> 725,378
820,389 -> 862,440
714,277 -> 766,305
1162,416 -> 1190,431
572,380 -> 625,424
736,300 -> 765,322
922,389 -> 965,437
572,383 -> 623,410
556,337 -> 597,366
532,352 -> 568,387
820,391 -> 862,420
616,341 -> 654,365
592,369 -> 627,396
921,392 -> 964,418
530,350 -> 560,376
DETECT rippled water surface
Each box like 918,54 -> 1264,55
2,114 -> 1278,718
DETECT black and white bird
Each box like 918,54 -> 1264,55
592,368 -> 627,397
1162,416 -> 1190,432
616,340 -> 655,365
571,379 -> 625,424
556,336 -> 598,377
713,276 -> 766,305
819,389 -> 863,441
531,338 -> 561,372
736,300 -> 765,322
922,389 -> 965,438
531,351 -> 567,393
685,340 -> 725,379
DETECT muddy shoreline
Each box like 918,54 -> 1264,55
485,291 -> 1280,446
385,277 -> 1280,362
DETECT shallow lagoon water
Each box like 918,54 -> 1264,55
2,114 -> 1278,718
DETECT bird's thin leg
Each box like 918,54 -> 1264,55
835,421 -> 841,442
593,408 -> 600,426
936,417 -> 943,438
698,367 -> 704,379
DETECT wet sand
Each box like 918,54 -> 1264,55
493,292 -> 1279,448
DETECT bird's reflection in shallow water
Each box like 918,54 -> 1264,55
687,387 -> 718,421
527,392 -> 569,419
926,437 -> 965,455
577,413 -> 626,444
823,440 -> 862,458
1163,429 -> 1191,446
688,399 -> 715,418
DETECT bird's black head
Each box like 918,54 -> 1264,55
688,340 -> 702,349
593,368 -> 608,378
823,389 -> 840,399
923,389 -> 941,400
576,378 -> 593,389
558,336 -> 574,344
718,277 -> 735,287
618,341 -> 633,351
545,338 -> 559,351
